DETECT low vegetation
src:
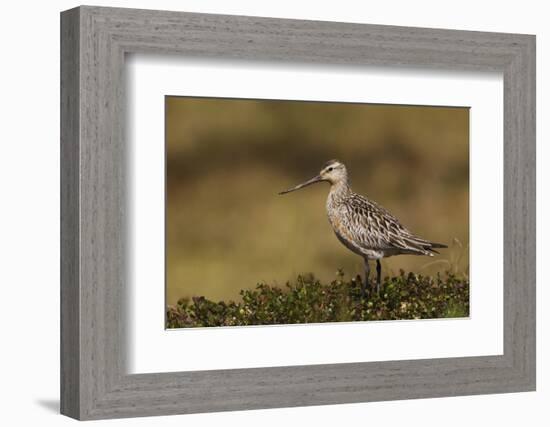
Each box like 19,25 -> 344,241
166,270 -> 469,328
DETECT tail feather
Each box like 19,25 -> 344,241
423,241 -> 447,255
399,236 -> 447,256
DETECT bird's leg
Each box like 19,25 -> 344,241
362,258 -> 370,298
376,260 -> 382,294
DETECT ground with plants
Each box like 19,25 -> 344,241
166,270 -> 469,328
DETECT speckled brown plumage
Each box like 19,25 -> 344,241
280,159 -> 447,296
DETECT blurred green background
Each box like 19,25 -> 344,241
166,96 -> 469,306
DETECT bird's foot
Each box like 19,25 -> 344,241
357,274 -> 368,299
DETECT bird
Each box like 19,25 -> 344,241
279,159 -> 447,297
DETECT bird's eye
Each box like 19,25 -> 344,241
327,167 -> 333,172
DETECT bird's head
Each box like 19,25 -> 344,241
279,159 -> 348,195
319,159 -> 348,184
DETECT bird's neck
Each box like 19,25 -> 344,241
328,180 -> 352,202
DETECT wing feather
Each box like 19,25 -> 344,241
342,194 -> 446,256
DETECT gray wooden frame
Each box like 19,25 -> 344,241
60,5 -> 536,420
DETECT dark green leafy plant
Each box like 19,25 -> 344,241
166,270 -> 469,328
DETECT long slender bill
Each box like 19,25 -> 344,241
279,175 -> 323,195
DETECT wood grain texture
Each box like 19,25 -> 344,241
60,7 -> 80,419
60,5 -> 536,420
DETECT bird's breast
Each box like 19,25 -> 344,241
326,204 -> 365,255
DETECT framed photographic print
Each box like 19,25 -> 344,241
60,5 -> 535,420
164,98 -> 470,330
